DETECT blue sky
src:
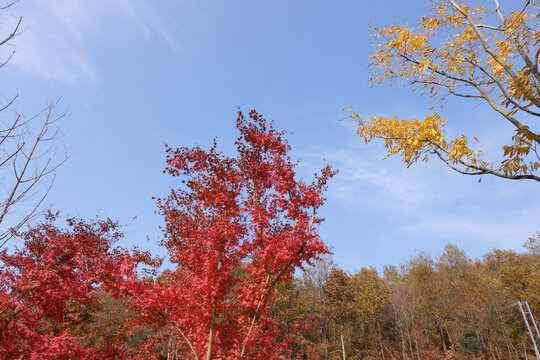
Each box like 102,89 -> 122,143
1,0 -> 538,272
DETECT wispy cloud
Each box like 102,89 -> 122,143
313,143 -> 453,212
401,209 -> 540,250
0,0 -> 181,84
301,134 -> 540,253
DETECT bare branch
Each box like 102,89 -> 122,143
534,46 -> 540,72
433,147 -> 540,181
517,0 -> 534,16
447,88 -> 483,98
0,103 -> 67,246
0,175 -> 54,247
0,16 -> 21,47
0,1 -> 19,11
0,2 -> 67,248
477,24 -> 503,32
461,56 -> 540,117
493,0 -> 505,25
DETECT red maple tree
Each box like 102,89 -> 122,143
0,213 -> 154,359
126,110 -> 336,360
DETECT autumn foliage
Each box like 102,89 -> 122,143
0,111 -> 336,359
276,242 -> 540,360
124,110 -> 336,360
347,0 -> 540,182
0,214 -> 154,359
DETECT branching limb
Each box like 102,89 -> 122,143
449,0 -> 540,109
0,103 -> 67,246
432,147 -> 540,181
240,210 -> 317,357
158,312 -> 201,360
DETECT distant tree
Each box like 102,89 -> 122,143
294,255 -> 337,360
352,267 -> 387,329
347,0 -> 540,182
322,269 -> 356,360
384,266 -> 420,360
351,267 -> 389,359
523,231 -> 540,255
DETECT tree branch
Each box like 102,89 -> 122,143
240,209 -> 317,357
158,312 -> 201,360
449,0 -> 540,109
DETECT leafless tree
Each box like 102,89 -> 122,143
0,1 -> 66,246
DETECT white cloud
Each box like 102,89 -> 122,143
0,0 -> 181,84
313,144 -> 454,212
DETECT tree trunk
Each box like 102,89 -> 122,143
206,306 -> 216,360
436,323 -> 447,353
377,321 -> 386,360
399,328 -> 407,360
326,341 -> 329,360
340,325 -> 346,360
406,332 -> 415,360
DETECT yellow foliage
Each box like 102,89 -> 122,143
350,0 -> 540,182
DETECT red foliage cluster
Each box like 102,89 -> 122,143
0,214 -> 155,359
0,111 -> 335,359
126,110 -> 335,360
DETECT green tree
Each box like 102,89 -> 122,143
459,328 -> 480,356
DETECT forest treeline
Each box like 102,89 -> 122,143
274,235 -> 540,360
